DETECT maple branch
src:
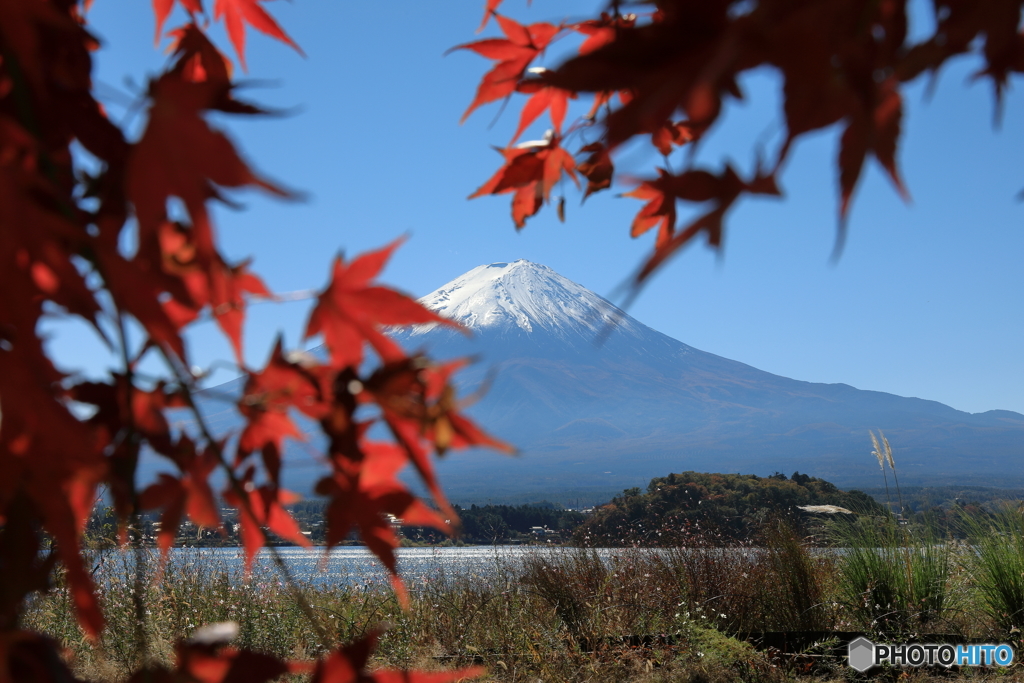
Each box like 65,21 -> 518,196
156,345 -> 332,649
262,288 -> 320,302
113,310 -> 153,666
160,289 -> 319,330
0,3 -> 490,680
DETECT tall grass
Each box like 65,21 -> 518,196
23,494 -> 1023,681
760,521 -> 831,632
25,545 -> 793,683
829,432 -> 960,637
831,515 -> 955,635
959,505 -> 1024,638
519,547 -> 690,646
28,532 -> 1024,682
22,549 -> 338,679
651,520 -> 833,635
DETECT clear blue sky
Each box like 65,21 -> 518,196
49,1 -> 1024,416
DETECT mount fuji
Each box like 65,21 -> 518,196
381,260 -> 1024,502
177,259 -> 1024,504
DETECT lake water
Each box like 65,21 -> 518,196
97,546 -> 603,589
91,545 -> 792,593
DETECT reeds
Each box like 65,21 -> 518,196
871,429 -> 904,517
830,432 -> 958,637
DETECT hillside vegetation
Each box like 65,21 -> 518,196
576,471 -> 884,545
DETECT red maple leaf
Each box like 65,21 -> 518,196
311,632 -> 483,683
237,338 -> 326,485
127,62 -> 288,362
836,77 -> 909,223
651,120 -> 697,156
572,12 -> 637,55
147,220 -> 269,354
475,0 -> 506,32
0,321 -> 106,637
576,142 -> 614,199
317,442 -> 450,604
99,249 -> 190,359
166,21 -> 233,87
224,479 -> 310,573
362,358 -> 511,524
172,639 -> 304,683
139,438 -> 222,557
469,135 -> 578,228
72,377 -> 185,524
545,9 -> 739,153
152,0 -> 203,44
211,258 -> 272,362
454,14 -> 560,123
623,168 -> 679,247
510,76 -> 575,144
165,23 -> 279,117
418,359 -> 514,455
0,0 -> 96,98
634,165 -> 780,284
764,2 -> 910,227
305,240 -> 462,370
212,0 -> 304,70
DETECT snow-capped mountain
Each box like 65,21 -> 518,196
176,260 -> 1024,505
386,260 -> 1024,503
398,259 -> 696,365
409,260 -> 644,339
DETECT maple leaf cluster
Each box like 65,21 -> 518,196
459,0 -> 1022,285
0,1 -> 498,681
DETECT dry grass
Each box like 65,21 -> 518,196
21,527 -> 1023,683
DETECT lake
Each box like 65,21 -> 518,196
93,546 -> 611,589
89,545 -> 793,594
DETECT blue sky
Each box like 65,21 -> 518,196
50,1 -> 1024,416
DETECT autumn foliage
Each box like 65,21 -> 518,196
0,1 -> 500,681
460,0 -> 1022,283
2,0 -> 1022,680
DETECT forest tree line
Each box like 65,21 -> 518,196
82,472 -> 1018,548
574,471 -> 886,546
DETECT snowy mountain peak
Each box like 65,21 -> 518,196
409,260 -> 643,338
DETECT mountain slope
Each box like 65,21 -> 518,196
173,260 -> 1024,504
386,260 -> 1024,501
